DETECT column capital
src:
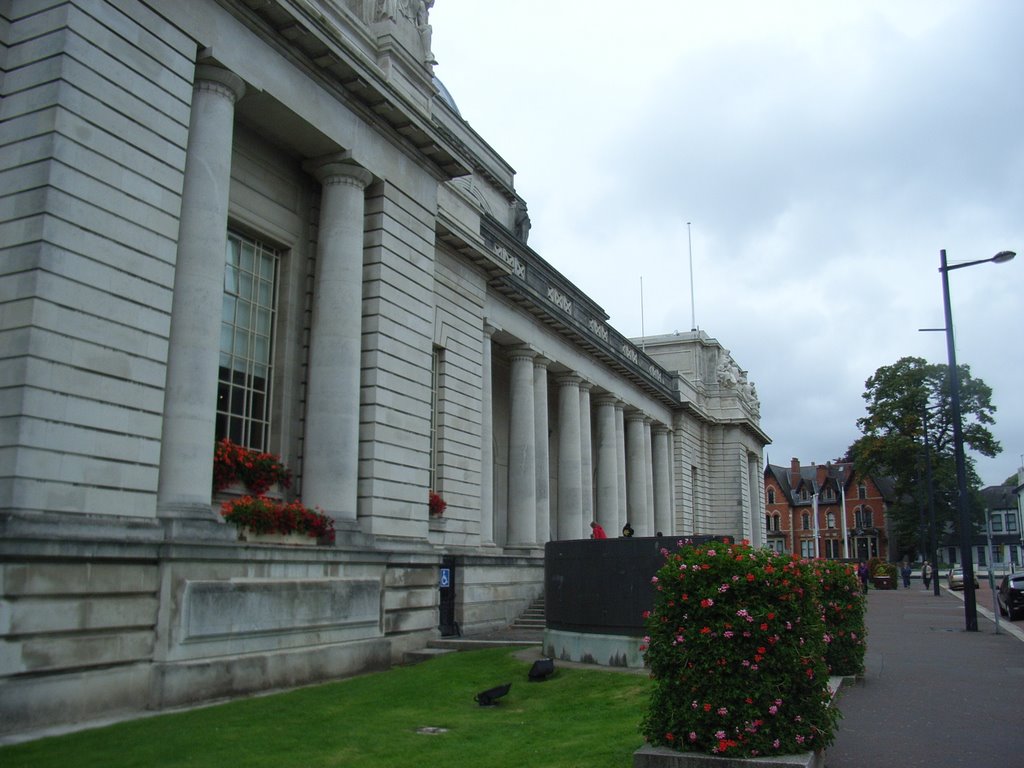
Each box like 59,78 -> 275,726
508,345 -> 536,363
578,380 -> 593,394
483,322 -> 497,337
194,63 -> 246,103
556,373 -> 582,389
652,423 -> 670,435
533,355 -> 552,370
304,154 -> 373,188
625,410 -> 647,423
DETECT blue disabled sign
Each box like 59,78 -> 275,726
439,568 -> 451,588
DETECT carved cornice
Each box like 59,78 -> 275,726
480,215 -> 678,404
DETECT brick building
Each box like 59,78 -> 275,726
764,458 -> 895,561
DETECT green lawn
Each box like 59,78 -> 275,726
1,648 -> 652,768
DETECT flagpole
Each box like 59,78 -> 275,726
839,466 -> 849,558
812,492 -> 820,559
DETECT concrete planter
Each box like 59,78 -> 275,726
872,575 -> 894,590
238,527 -> 317,546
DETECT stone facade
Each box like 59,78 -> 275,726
0,0 -> 767,736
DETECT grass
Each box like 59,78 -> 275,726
0,648 -> 652,768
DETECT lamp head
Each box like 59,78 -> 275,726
992,250 -> 1016,263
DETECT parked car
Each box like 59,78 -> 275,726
996,573 -> 1024,620
947,567 -> 979,590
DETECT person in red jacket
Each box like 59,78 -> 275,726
589,521 -> 607,539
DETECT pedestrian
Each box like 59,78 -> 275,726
621,521 -> 634,537
922,560 -> 933,590
589,521 -> 607,539
857,561 -> 869,594
901,561 -> 912,588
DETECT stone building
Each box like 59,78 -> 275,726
0,0 -> 767,735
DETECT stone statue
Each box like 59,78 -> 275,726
374,0 -> 398,22
716,356 -> 738,388
513,199 -> 531,243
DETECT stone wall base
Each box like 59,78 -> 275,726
543,628 -> 645,668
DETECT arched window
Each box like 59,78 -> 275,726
765,514 -> 772,531
855,506 -> 874,528
767,488 -> 776,504
857,483 -> 867,500
802,512 -> 810,530
826,512 -> 836,529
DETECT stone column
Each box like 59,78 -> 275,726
653,424 -> 672,535
300,157 -> 373,523
480,323 -> 496,546
615,400 -> 627,532
507,346 -> 537,548
158,64 -> 245,521
644,418 -> 655,535
625,411 -> 648,536
556,374 -> 583,540
578,381 -> 594,538
533,356 -> 551,544
593,394 -> 619,537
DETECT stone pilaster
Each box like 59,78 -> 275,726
533,356 -> 551,544
507,346 -> 537,548
625,411 -> 648,536
653,424 -> 672,535
157,64 -> 245,523
615,400 -> 627,531
480,323 -> 496,546
644,418 -> 655,536
578,380 -> 594,537
556,374 -> 583,540
593,394 -> 619,538
300,156 -> 373,523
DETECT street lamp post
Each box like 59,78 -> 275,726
938,248 -> 1015,632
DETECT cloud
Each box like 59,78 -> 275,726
431,0 -> 1024,485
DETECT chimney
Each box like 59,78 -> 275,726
790,457 -> 801,483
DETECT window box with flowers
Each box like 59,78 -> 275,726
428,491 -> 447,531
213,438 -> 292,497
220,495 -> 335,545
428,491 -> 447,518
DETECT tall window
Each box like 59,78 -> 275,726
1008,514 -> 1019,533
767,487 -> 776,504
217,231 -> 279,450
825,540 -> 841,559
990,514 -> 1003,533
855,506 -> 874,528
802,512 -> 810,530
800,540 -> 815,558
826,511 -> 836,529
857,483 -> 867,500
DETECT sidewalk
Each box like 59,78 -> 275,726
825,585 -> 1024,767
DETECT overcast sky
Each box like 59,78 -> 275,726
430,0 -> 1024,488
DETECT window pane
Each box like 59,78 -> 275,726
217,231 -> 280,451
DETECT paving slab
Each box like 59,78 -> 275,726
825,586 -> 1024,767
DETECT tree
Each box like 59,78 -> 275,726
848,356 -> 1001,557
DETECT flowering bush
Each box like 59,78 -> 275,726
221,495 -> 335,543
213,439 -> 292,495
429,491 -> 447,517
812,560 -> 867,676
640,541 -> 839,758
